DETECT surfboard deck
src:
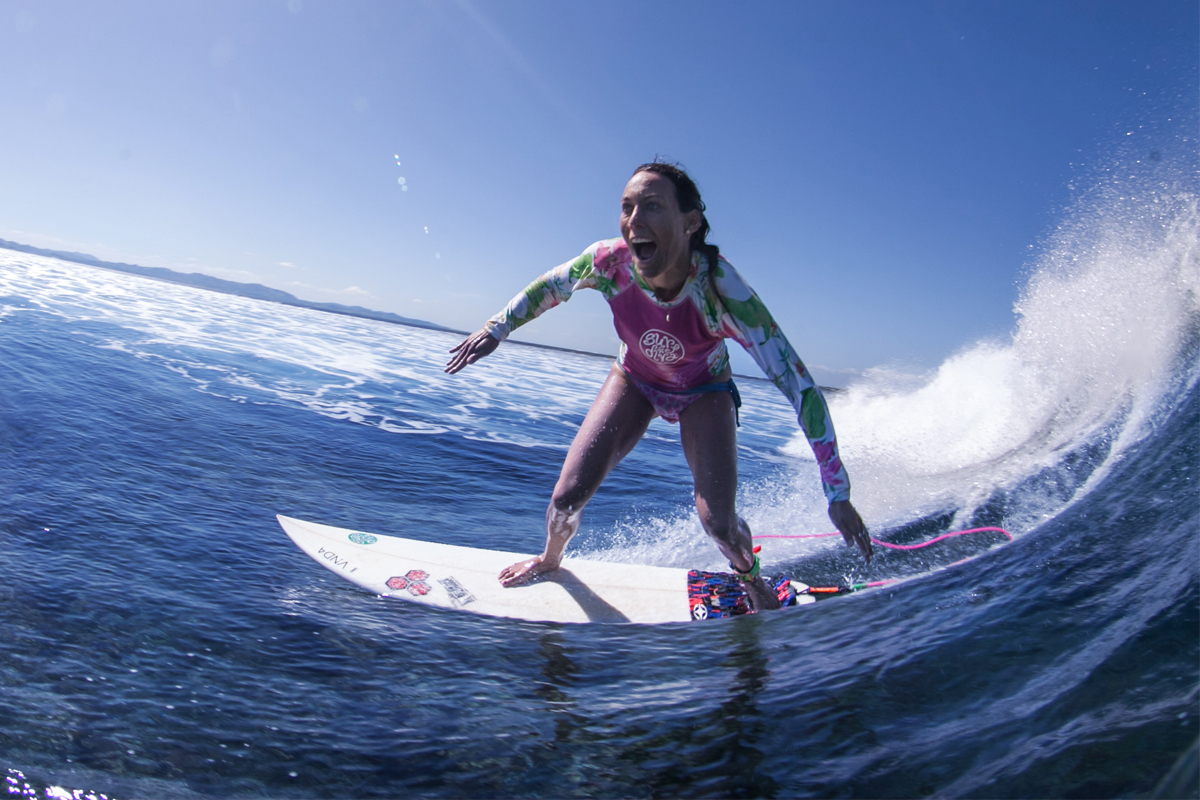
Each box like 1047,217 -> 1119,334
278,515 -> 703,623
278,515 -> 815,624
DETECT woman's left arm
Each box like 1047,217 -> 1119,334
712,258 -> 872,561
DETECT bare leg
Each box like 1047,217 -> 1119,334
500,366 -> 655,586
679,388 -> 781,611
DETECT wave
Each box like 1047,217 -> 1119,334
774,152 -> 1200,544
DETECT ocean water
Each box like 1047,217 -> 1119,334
0,171 -> 1197,799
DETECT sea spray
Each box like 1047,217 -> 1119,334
776,158 -> 1200,542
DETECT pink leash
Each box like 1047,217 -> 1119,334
753,526 -> 1013,593
754,526 -> 1012,549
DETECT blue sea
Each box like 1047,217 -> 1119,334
1,175 -> 1197,799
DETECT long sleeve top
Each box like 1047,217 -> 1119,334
485,238 -> 851,502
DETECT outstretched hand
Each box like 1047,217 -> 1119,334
445,329 -> 500,374
829,499 -> 872,563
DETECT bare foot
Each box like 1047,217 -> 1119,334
499,555 -> 559,587
744,575 -> 782,612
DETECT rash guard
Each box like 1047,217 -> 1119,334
485,238 -> 851,503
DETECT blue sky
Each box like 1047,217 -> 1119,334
1,1 -> 1195,380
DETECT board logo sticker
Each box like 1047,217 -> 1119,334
439,576 -> 475,607
639,329 -> 684,364
317,546 -> 357,573
348,533 -> 377,545
386,570 -> 430,596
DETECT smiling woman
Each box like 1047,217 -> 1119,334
445,162 -> 873,611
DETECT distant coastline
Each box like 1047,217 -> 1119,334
0,238 -> 818,386
0,238 -> 623,365
0,237 -> 462,334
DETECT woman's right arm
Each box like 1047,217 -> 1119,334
444,249 -> 599,373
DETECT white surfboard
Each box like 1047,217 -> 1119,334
277,515 -> 697,624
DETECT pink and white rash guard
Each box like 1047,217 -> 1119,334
484,238 -> 852,503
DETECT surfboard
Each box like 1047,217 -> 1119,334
277,515 -> 813,624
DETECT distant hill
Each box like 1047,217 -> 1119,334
0,238 -> 459,333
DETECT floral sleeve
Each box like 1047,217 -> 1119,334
484,249 -> 599,342
710,257 -> 852,503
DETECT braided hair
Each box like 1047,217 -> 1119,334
631,161 -> 721,270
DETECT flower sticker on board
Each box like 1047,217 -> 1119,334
386,570 -> 431,596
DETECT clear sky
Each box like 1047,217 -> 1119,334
2,1 -> 1196,381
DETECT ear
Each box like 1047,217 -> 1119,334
684,209 -> 702,236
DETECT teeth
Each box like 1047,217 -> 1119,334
632,237 -> 653,244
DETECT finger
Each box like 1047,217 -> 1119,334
839,522 -> 871,561
856,529 -> 873,562
446,342 -> 479,373
449,332 -> 483,355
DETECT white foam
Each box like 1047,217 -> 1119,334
778,167 -> 1199,540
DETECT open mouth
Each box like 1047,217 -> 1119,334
631,238 -> 657,261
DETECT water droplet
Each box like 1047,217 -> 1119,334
424,226 -> 428,233
289,772 -> 298,778
397,176 -> 406,186
401,185 -> 408,192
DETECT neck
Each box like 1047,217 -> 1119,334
640,250 -> 693,302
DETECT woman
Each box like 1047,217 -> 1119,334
446,162 -> 871,612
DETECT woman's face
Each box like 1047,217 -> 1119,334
619,172 -> 701,280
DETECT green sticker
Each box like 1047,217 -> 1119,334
348,533 -> 377,545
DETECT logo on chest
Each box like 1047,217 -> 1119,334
639,329 -> 685,364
